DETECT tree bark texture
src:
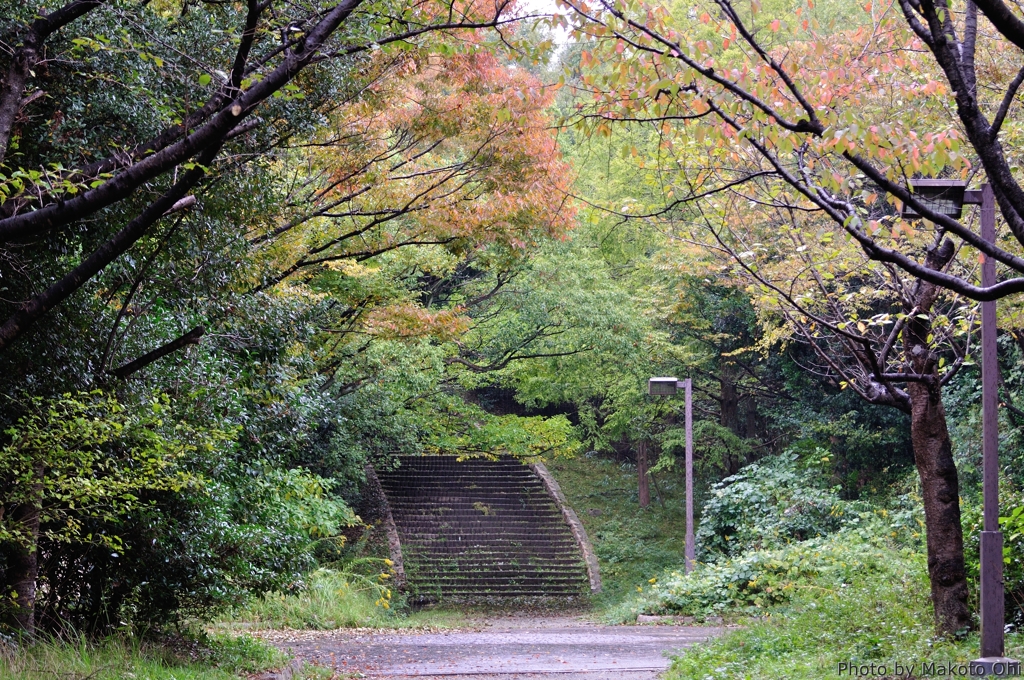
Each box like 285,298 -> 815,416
907,377 -> 971,635
637,441 -> 650,508
4,466 -> 43,636
903,240 -> 972,636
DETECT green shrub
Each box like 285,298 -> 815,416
963,487 -> 1024,627
661,546 -> 1016,680
613,522 -> 895,622
696,452 -> 847,560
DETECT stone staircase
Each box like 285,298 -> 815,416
376,455 -> 594,601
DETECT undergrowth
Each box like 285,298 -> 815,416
545,453 -> 692,606
662,542 -> 1023,680
611,530 -> 892,623
0,633 -> 313,680
216,564 -> 471,630
222,564 -> 394,629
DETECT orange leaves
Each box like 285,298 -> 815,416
365,304 -> 470,342
254,41 -> 576,354
311,47 -> 573,250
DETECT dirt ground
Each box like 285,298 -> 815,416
256,614 -> 724,679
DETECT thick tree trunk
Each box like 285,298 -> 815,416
637,441 -> 650,508
907,380 -> 972,635
5,500 -> 41,636
902,239 -> 971,636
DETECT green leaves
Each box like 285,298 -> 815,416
0,391 -> 202,550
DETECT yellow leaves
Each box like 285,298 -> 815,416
324,259 -> 377,277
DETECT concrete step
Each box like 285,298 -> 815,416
399,540 -> 579,552
394,520 -> 571,532
405,556 -> 586,566
376,455 -> 590,601
408,569 -> 587,581
390,508 -> 564,519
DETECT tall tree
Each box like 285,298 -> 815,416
669,187 -> 976,633
557,0 -> 992,634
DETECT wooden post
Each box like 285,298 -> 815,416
638,441 -> 650,508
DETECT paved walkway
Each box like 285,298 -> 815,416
262,615 -> 723,679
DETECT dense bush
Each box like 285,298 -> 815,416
619,525 -> 893,621
0,390 -> 357,635
696,452 -> 847,560
34,464 -> 355,634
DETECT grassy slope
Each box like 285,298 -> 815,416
545,453 -> 691,608
665,550 -> 1024,680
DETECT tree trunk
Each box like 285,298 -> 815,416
5,499 -> 41,636
719,365 -> 741,435
907,380 -> 971,635
637,441 -> 650,508
902,239 -> 972,636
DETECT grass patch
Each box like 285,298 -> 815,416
216,566 -> 473,631
0,633 -> 309,680
222,566 -> 391,630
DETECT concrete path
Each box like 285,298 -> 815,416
261,615 -> 723,679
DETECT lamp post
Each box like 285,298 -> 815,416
648,377 -> 695,573
902,180 -> 1018,675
